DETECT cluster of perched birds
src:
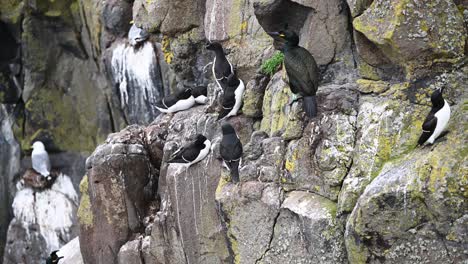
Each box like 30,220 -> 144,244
35,28 -> 450,263
157,29 -> 451,182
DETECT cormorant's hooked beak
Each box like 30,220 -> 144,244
267,31 -> 280,38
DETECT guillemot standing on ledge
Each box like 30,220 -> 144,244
218,71 -> 245,120
418,87 -> 451,145
206,42 -> 234,91
168,135 -> 211,167
220,123 -> 243,183
267,30 -> 320,117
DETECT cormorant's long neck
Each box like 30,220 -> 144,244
282,43 -> 297,52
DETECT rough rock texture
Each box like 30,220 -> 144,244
3,173 -> 79,264
80,125 -> 159,264
58,237 -> 84,264
345,98 -> 468,263
2,0 -> 468,262
353,0 -> 466,77
0,106 -> 20,261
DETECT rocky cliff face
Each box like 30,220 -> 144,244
1,0 -> 467,263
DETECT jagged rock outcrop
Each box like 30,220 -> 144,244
58,237 -> 84,264
3,173 -> 79,264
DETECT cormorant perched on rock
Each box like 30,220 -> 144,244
206,42 -> 234,91
217,71 -> 245,120
267,30 -> 320,117
220,123 -> 243,183
46,250 -> 63,264
155,88 -> 195,113
418,87 -> 451,145
168,135 -> 211,167
32,141 -> 51,178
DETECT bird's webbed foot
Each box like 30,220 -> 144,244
289,94 -> 303,107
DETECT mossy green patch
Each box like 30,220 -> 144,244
20,87 -> 98,152
0,0 -> 23,24
77,175 -> 94,228
261,52 -> 284,76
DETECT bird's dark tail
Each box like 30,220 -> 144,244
229,160 -> 240,183
303,96 -> 318,118
417,132 -> 431,146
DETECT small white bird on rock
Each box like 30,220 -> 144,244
31,141 -> 51,177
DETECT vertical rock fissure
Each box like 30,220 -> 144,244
254,208 -> 281,264
341,0 -> 358,67
138,236 -> 146,264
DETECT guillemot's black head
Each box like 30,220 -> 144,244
431,87 -> 445,107
221,123 -> 235,135
205,42 -> 223,51
177,88 -> 193,100
195,134 -> 207,146
267,30 -> 300,49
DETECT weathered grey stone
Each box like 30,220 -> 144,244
133,0 -> 205,35
346,0 -> 374,17
242,74 -> 270,118
337,95 -> 426,215
102,0 -> 132,36
0,105 -> 20,261
216,182 -> 283,263
261,191 -> 346,263
57,237 -> 84,264
118,240 -> 143,264
260,71 -> 304,140
345,100 -> 467,263
353,0 -> 466,72
254,0 -> 353,66
80,125 -> 158,264
3,174 -> 79,264
282,85 -> 358,201
240,135 -> 286,182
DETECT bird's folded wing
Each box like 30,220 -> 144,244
422,116 -> 437,131
284,53 -> 314,95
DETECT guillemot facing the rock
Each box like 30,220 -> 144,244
418,87 -> 451,145
217,71 -> 245,120
267,30 -> 320,117
168,134 -> 211,167
155,88 -> 195,114
220,123 -> 243,183
206,42 -> 234,91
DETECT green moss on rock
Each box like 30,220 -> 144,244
78,175 -> 94,228
20,87 -> 98,152
0,0 -> 24,23
261,52 -> 284,76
